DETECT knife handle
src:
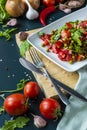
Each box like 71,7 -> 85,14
52,77 -> 87,102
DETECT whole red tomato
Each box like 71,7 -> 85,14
39,98 -> 61,119
42,0 -> 55,7
4,93 -> 28,116
24,81 -> 40,98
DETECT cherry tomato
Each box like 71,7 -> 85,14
4,93 -> 28,116
39,98 -> 61,119
42,0 -> 55,7
24,81 -> 40,98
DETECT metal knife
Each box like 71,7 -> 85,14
19,57 -> 70,105
19,57 -> 87,102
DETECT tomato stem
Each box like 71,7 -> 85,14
0,88 -> 23,93
0,79 -> 29,94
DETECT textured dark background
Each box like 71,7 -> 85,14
0,1 -> 87,129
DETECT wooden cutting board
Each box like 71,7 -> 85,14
15,28 -> 79,99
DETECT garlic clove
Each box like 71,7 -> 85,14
6,18 -> 18,26
25,0 -> 39,20
59,3 -> 68,10
67,0 -> 85,8
59,3 -> 72,14
31,113 -> 47,128
63,8 -> 72,14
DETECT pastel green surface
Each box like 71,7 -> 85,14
57,65 -> 87,130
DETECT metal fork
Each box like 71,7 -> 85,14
29,47 -> 70,105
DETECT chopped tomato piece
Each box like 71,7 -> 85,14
58,49 -> 72,61
61,29 -> 71,38
55,40 -> 63,48
58,51 -> 66,60
77,54 -> 84,61
66,22 -> 72,29
42,39 -> 49,46
52,44 -> 60,54
80,21 -> 87,28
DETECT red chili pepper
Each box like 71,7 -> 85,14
40,6 -> 58,26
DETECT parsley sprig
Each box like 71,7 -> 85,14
0,116 -> 30,130
0,28 -> 17,40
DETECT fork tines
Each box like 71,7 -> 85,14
29,47 -> 42,65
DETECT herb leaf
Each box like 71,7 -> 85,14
17,79 -> 29,91
72,30 -> 82,46
0,116 -> 30,130
0,0 -> 10,24
19,40 -> 31,57
0,28 -> 17,40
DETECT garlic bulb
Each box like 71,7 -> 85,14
25,0 -> 39,20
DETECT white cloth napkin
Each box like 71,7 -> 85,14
56,65 -> 87,130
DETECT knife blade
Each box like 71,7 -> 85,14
19,57 -> 87,102
19,57 -> 45,75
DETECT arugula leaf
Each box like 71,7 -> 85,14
74,44 -> 82,53
38,31 -> 45,37
0,116 -> 30,130
17,79 -> 29,91
19,40 -> 31,57
72,30 -> 82,46
57,24 -> 67,34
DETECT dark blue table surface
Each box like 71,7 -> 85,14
0,2 -> 87,130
